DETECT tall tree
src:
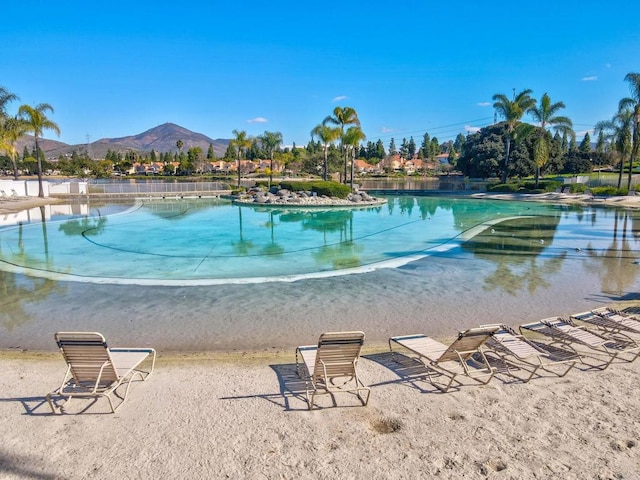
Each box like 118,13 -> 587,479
311,124 -> 340,180
0,117 -> 28,179
389,138 -> 397,155
595,104 -> 634,189
343,125 -> 366,189
0,86 -> 18,118
323,106 -> 360,184
18,103 -> 60,197
258,131 -> 283,188
620,72 -> 640,189
527,93 -> 574,187
492,88 -> 536,183
231,129 -> 251,188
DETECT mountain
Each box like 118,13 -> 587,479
15,123 -> 230,160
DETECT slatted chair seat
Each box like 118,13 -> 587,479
481,324 -> 578,382
520,318 -> 640,370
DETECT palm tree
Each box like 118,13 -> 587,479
595,104 -> 634,189
18,103 -> 60,198
323,106 -> 360,184
231,129 -> 251,188
492,89 -> 536,183
0,86 -> 18,118
620,73 -> 640,189
310,123 -> 340,181
343,125 -> 366,189
527,93 -> 574,187
0,87 -> 21,179
258,131 -> 283,188
0,117 -> 28,180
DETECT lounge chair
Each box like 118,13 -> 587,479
295,331 -> 370,409
46,332 -> 156,413
480,324 -> 578,382
572,308 -> 640,336
388,326 -> 499,392
520,317 -> 640,369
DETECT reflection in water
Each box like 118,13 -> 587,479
0,206 -> 67,331
269,207 -> 363,268
461,215 -> 566,295
59,216 -> 108,236
584,210 -> 640,295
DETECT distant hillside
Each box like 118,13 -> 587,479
15,122 -> 230,160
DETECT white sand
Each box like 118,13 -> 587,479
1,345 -> 639,479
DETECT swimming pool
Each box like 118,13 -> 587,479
1,195 -> 639,351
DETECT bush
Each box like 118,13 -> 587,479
278,180 -> 351,198
521,180 -> 562,192
569,183 -> 587,194
312,181 -> 351,198
487,183 -> 520,193
590,186 -> 628,196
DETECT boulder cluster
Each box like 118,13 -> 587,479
235,187 -> 386,207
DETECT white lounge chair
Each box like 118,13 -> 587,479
481,324 -> 578,382
520,317 -> 640,369
46,332 -> 156,413
389,326 -> 499,392
295,331 -> 370,409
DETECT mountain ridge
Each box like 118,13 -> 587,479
16,122 -> 230,160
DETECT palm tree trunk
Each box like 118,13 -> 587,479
323,145 -> 328,181
11,153 -> 19,181
629,120 -> 640,191
237,153 -> 241,189
35,136 -> 44,198
350,148 -> 355,190
269,152 -> 273,189
343,147 -> 348,184
617,156 -> 623,189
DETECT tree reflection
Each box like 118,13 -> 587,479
260,210 -> 284,256
231,206 -> 254,255
461,215 -> 566,295
58,215 -> 108,236
584,210 -> 640,295
0,211 -> 66,331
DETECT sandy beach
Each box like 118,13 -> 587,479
2,193 -> 640,479
2,339 -> 640,479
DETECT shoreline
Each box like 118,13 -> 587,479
3,189 -> 640,215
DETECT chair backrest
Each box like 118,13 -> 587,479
438,326 -> 499,362
55,332 -> 118,385
313,331 -> 365,381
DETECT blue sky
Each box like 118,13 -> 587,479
2,0 -> 639,149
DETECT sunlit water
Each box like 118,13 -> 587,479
1,196 -> 639,351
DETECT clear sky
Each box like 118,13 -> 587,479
2,0 -> 639,149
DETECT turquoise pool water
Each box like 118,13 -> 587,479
1,195 -> 639,351
0,196 -> 561,284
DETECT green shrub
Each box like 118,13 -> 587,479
521,180 -> 562,192
590,186 -> 628,196
487,183 -> 520,193
312,181 -> 351,198
569,183 -> 587,193
278,180 -> 351,198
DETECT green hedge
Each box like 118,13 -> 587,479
590,186 -> 628,196
487,183 -> 520,192
279,181 -> 351,199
